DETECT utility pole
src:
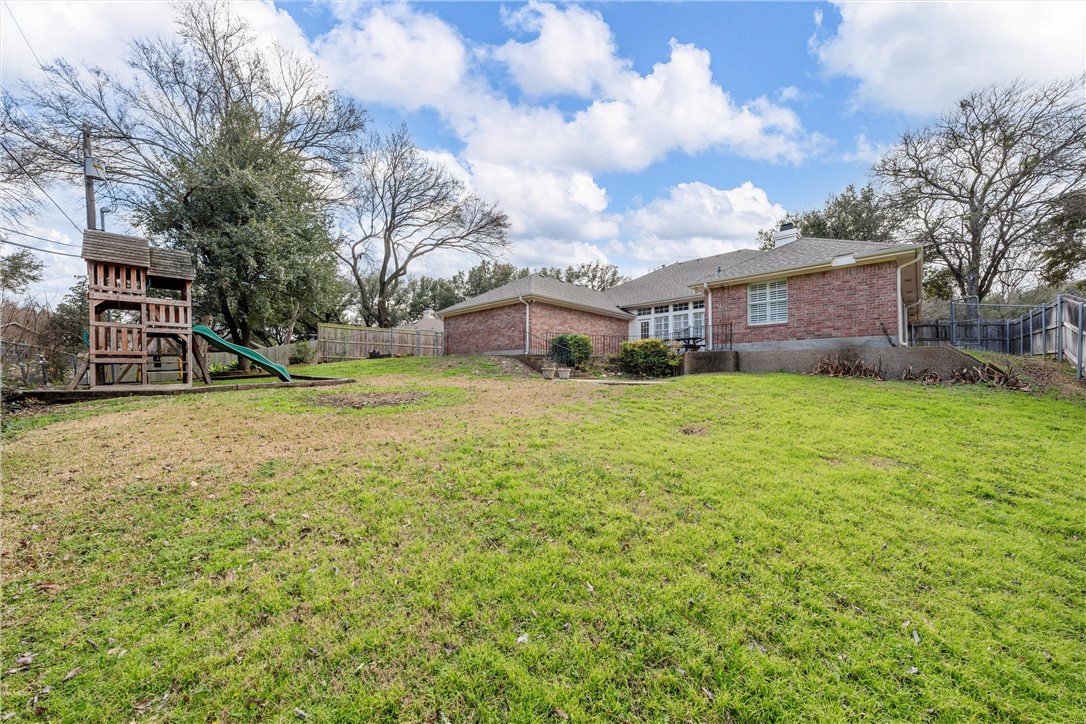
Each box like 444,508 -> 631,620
83,123 -> 96,230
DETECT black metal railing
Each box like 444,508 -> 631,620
526,324 -> 733,357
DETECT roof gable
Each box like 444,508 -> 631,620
438,273 -> 632,318
603,248 -> 759,308
80,230 -> 151,268
701,237 -> 920,286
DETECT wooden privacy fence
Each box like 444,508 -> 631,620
910,294 -> 1085,379
316,323 -> 444,361
206,342 -> 293,368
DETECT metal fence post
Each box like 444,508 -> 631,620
1078,302 -> 1084,380
1056,295 -> 1063,362
1041,304 -> 1047,357
950,301 -> 957,346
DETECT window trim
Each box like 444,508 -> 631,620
748,279 -> 788,326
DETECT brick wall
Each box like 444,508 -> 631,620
443,303 -> 526,354
443,301 -> 631,354
529,302 -> 630,338
710,261 -> 900,344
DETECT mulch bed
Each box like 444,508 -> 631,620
313,391 -> 431,409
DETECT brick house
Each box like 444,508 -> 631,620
438,224 -> 923,354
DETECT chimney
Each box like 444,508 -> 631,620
774,222 -> 800,247
422,308 -> 436,320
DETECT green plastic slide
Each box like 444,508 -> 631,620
192,325 -> 292,382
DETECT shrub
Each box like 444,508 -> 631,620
619,338 -> 681,377
549,333 -> 593,369
208,360 -> 239,376
290,339 -> 316,365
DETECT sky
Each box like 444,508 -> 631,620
2,0 -> 1084,299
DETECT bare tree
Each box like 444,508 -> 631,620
4,1 -> 366,216
875,77 -> 1086,301
339,125 -> 509,327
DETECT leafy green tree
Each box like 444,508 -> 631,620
0,249 -> 43,295
757,184 -> 901,250
536,261 -> 629,291
141,107 -> 340,358
48,276 -> 88,349
1038,191 -> 1086,290
455,261 -> 529,298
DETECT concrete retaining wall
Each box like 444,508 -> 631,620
684,346 -> 978,380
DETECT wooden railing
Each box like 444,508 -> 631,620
91,324 -> 144,356
87,261 -> 145,295
144,299 -> 191,328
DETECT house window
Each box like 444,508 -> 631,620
653,305 -> 669,315
693,310 -> 704,336
673,313 -> 689,336
636,307 -> 652,316
672,302 -> 689,312
640,320 -> 650,339
748,280 -> 788,325
692,300 -> 705,310
654,315 -> 669,339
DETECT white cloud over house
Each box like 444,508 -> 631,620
814,1 -> 1086,115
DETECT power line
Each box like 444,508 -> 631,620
0,140 -> 83,235
0,237 -> 82,258
0,226 -> 78,247
3,1 -> 43,68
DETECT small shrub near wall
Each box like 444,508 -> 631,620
619,338 -> 681,377
290,339 -> 316,365
550,333 -> 593,369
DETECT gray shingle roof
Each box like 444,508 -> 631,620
81,230 -> 150,268
438,273 -> 632,318
603,248 -> 759,308
701,237 -> 921,285
149,247 -> 195,281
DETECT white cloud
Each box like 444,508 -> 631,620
314,4 -> 471,113
1,1 -> 174,81
507,238 -> 612,270
468,39 -> 813,172
815,1 -> 1086,115
494,1 -> 628,98
839,133 -> 889,164
469,162 -> 619,241
1,1 -> 308,83
619,181 -> 783,265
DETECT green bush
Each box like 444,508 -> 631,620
619,338 -> 681,377
290,339 -> 316,365
549,333 -> 593,369
208,360 -> 239,375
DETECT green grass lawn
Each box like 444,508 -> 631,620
3,358 -> 1084,721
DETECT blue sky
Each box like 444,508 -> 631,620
3,1 -> 1083,297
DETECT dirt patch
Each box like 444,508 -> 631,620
313,391 -> 431,409
972,353 -> 1086,401
681,424 -> 709,436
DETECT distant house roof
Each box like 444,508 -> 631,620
81,230 -> 151,268
149,247 -> 195,281
397,309 -> 444,334
438,273 -> 633,319
699,237 -> 922,287
604,249 -> 759,308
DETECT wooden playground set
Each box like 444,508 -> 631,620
22,230 -> 349,402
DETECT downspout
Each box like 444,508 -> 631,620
904,301 -> 922,346
897,254 -> 921,347
519,296 -> 530,354
703,283 -> 712,350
